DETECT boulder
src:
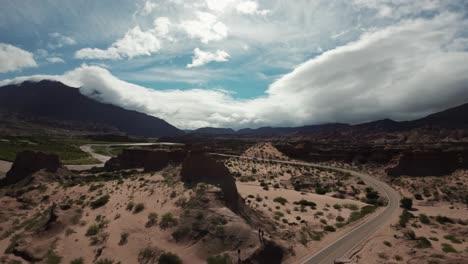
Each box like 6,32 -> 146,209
105,148 -> 186,171
1,151 -> 61,186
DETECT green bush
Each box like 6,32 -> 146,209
273,197 -> 288,205
323,225 -> 336,232
70,258 -> 84,264
207,254 -> 232,264
133,203 -> 145,214
418,214 -> 430,224
159,213 -> 178,230
293,200 -> 316,208
90,195 -> 110,209
443,235 -> 462,244
86,224 -> 100,236
172,226 -> 190,242
400,197 -> 413,210
158,252 -> 183,264
441,243 -> 457,253
416,237 -> 432,248
126,201 -> 135,211
435,215 -> 455,225
399,210 -> 414,228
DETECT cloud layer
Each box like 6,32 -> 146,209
0,43 -> 37,73
1,3 -> 468,130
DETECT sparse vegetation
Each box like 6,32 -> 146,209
207,254 -> 232,264
158,252 -> 182,264
133,203 -> 145,214
90,195 -> 110,209
400,197 -> 413,210
273,197 -> 288,205
159,213 -> 178,230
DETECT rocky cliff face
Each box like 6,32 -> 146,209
386,149 -> 468,176
180,151 -> 244,215
105,148 -> 186,171
1,151 -> 61,186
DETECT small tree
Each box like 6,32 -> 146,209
400,197 -> 413,210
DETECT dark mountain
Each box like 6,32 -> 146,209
410,102 -> 468,129
191,127 -> 236,135
0,80 -> 184,137
236,123 -> 350,136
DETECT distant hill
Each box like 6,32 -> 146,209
0,80 -> 184,137
191,127 -> 236,135
192,102 -> 468,137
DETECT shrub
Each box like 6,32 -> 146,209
443,235 -> 462,244
159,213 -> 178,230
70,258 -> 84,264
400,197 -> 413,210
207,254 -> 232,264
399,210 -> 414,228
333,204 -> 342,210
158,252 -> 182,264
133,203 -> 145,214
324,225 -> 336,232
441,243 -> 457,253
119,232 -> 129,246
45,250 -> 62,264
293,200 -> 316,208
336,215 -> 345,222
416,237 -> 432,248
146,212 -> 158,227
394,255 -> 403,261
403,230 -> 416,240
86,224 -> 100,236
172,226 -> 190,242
90,195 -> 110,209
435,215 -> 455,225
383,241 -> 392,247
126,201 -> 135,211
414,194 -> 423,200
95,259 -> 115,264
139,247 -> 160,264
418,214 -> 430,224
273,197 -> 288,205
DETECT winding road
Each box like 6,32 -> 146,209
210,153 -> 400,264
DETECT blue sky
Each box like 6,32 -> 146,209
1,0 -> 468,129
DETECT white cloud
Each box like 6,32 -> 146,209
75,20 -> 168,60
141,0 -> 157,15
2,13 -> 468,129
180,12 -> 228,43
46,57 -> 65,63
187,48 -> 230,68
236,1 -> 270,15
48,32 -> 76,49
0,43 -> 37,73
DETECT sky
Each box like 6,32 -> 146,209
0,0 -> 468,129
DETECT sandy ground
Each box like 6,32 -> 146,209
0,159 -> 12,174
346,168 -> 468,264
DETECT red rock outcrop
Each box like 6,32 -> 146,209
1,151 -> 61,186
180,151 -> 244,215
105,148 -> 186,171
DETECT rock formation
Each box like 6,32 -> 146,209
180,151 -> 243,215
0,151 -> 61,186
244,241 -> 284,264
386,149 -> 468,176
105,148 -> 186,171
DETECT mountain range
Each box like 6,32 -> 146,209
0,80 -> 467,138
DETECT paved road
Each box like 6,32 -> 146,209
210,153 -> 400,264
